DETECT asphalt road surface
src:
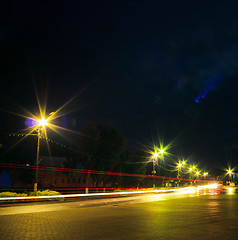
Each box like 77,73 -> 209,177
0,189 -> 237,240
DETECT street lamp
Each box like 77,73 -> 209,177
159,149 -> 164,154
177,160 -> 185,178
34,117 -> 48,194
196,170 -> 200,179
152,152 -> 158,188
159,148 -> 164,162
227,169 -> 233,182
203,172 -> 208,179
151,148 -> 164,188
177,163 -> 182,178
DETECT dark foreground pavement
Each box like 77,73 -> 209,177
0,191 -> 237,240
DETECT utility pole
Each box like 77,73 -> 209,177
34,128 -> 41,195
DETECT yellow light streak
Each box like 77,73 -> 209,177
197,184 -> 218,189
0,184 -> 219,202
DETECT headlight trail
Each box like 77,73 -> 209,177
0,184 -> 219,202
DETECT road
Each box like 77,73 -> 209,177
0,188 -> 237,240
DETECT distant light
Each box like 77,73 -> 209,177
189,168 -> 193,172
227,187 -> 235,195
178,163 -> 182,168
182,161 -> 186,165
159,149 -> 164,154
154,153 -> 159,158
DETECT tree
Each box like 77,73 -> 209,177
76,122 -> 126,187
125,149 -> 149,188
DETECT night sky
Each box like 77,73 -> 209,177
1,0 -> 238,170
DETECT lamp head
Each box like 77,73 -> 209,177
38,118 -> 48,128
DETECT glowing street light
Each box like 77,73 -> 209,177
176,160 -> 186,178
227,168 -> 234,182
151,152 -> 158,188
34,116 -> 50,194
7,88 -> 83,195
188,166 -> 194,180
203,172 -> 208,178
159,149 -> 164,154
151,148 -> 165,188
153,152 -> 159,158
196,171 -> 200,179
38,118 -> 48,128
177,163 -> 182,178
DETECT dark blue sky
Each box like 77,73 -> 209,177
1,0 -> 238,169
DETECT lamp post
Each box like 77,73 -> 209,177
228,169 -> 232,183
189,167 -> 193,178
34,117 -> 48,195
159,149 -> 164,160
177,160 -> 186,177
203,172 -> 208,179
196,171 -> 200,179
151,148 -> 164,188
177,163 -> 182,178
152,152 -> 158,188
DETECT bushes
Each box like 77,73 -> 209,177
0,190 -> 60,197
28,190 -> 60,196
0,192 -> 28,197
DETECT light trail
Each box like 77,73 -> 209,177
0,184 -> 219,202
0,162 -> 222,183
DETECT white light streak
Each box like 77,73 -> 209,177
0,184 -> 219,202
